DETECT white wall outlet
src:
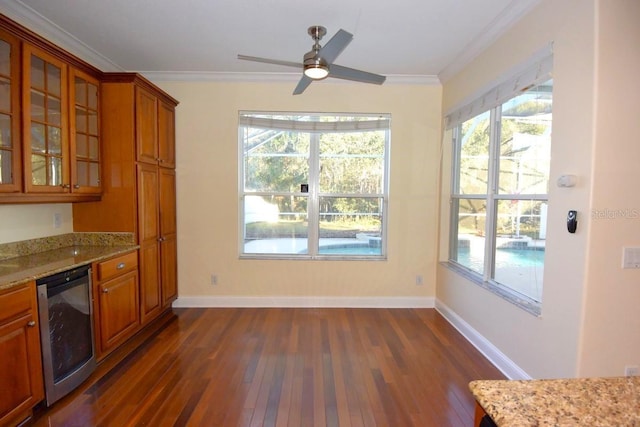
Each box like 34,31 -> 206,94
624,365 -> 639,376
53,212 -> 62,229
211,274 -> 218,285
415,275 -> 423,286
622,247 -> 640,269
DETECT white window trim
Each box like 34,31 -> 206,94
446,51 -> 553,316
238,112 -> 391,261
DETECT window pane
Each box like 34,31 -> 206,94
31,154 -> 46,185
49,156 -> 62,186
31,55 -> 45,89
243,195 -> 308,254
453,198 -> 486,274
0,40 -> 9,76
88,83 -> 98,110
75,106 -> 87,132
31,123 -> 46,153
48,126 -> 62,154
31,90 -> 45,122
318,197 -> 382,255
47,63 -> 61,97
75,77 -> 86,104
458,112 -> 490,194
76,133 -> 87,157
89,162 -> 99,186
0,150 -> 12,184
494,199 -> 546,302
499,81 -> 552,195
0,113 -> 11,147
89,136 -> 99,160
76,160 -> 88,186
47,96 -> 61,126
0,78 -> 9,112
244,131 -> 309,192
319,131 -> 385,194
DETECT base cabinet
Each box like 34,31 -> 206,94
0,282 -> 44,426
93,251 -> 140,359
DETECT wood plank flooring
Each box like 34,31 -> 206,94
32,308 -> 505,427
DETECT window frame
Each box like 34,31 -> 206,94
448,79 -> 552,316
238,111 -> 391,261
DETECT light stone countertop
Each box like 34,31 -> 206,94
470,377 -> 640,426
0,233 -> 138,291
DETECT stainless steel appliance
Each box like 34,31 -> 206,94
36,264 -> 96,406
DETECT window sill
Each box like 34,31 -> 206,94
440,261 -> 541,317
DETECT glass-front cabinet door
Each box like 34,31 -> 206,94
70,68 -> 100,193
0,29 -> 21,192
23,44 -> 69,193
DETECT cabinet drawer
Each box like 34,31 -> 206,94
97,252 -> 138,282
0,283 -> 33,324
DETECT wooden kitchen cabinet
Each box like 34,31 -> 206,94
0,28 -> 22,193
0,15 -> 102,203
74,73 -> 179,326
0,281 -> 44,426
93,251 -> 140,359
22,43 -> 69,193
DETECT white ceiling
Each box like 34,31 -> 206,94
1,0 -> 539,83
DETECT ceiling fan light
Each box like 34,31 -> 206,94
304,63 -> 329,79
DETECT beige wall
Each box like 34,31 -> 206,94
155,80 -> 442,303
0,204 -> 73,244
438,0 -> 640,378
578,0 -> 640,377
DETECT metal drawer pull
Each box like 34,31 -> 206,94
27,320 -> 36,327
117,262 -> 126,269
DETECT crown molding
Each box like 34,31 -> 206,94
438,0 -> 542,83
0,0 -> 124,71
141,71 -> 441,85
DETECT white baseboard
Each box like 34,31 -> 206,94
172,295 -> 435,309
434,299 -> 531,380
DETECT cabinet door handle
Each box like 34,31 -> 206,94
60,183 -> 71,189
117,262 -> 126,269
27,320 -> 36,327
102,288 -> 109,293
74,184 -> 80,189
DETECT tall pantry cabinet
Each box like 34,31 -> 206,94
73,74 -> 178,324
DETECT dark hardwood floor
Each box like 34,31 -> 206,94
32,308 -> 505,427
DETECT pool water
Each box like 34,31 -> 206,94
456,247 -> 545,272
318,245 -> 382,255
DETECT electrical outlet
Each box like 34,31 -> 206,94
53,213 -> 62,229
211,274 -> 218,285
624,365 -> 639,376
415,275 -> 423,286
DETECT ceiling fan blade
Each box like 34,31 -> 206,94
329,64 -> 386,85
319,29 -> 353,64
237,54 -> 301,69
293,75 -> 313,95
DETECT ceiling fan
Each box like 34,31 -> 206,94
238,26 -> 386,95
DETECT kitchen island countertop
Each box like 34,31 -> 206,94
470,376 -> 640,426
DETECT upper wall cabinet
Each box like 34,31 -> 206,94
22,44 -> 69,193
0,15 -> 102,203
0,28 -> 22,193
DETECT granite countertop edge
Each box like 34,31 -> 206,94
0,233 -> 139,292
469,376 -> 640,426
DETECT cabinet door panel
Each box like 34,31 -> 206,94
22,44 -> 69,193
158,101 -> 175,168
139,241 -> 161,323
0,29 -> 21,192
0,282 -> 44,426
69,68 -> 101,194
98,270 -> 139,352
159,168 -> 176,236
135,87 -> 157,165
161,235 -> 177,306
